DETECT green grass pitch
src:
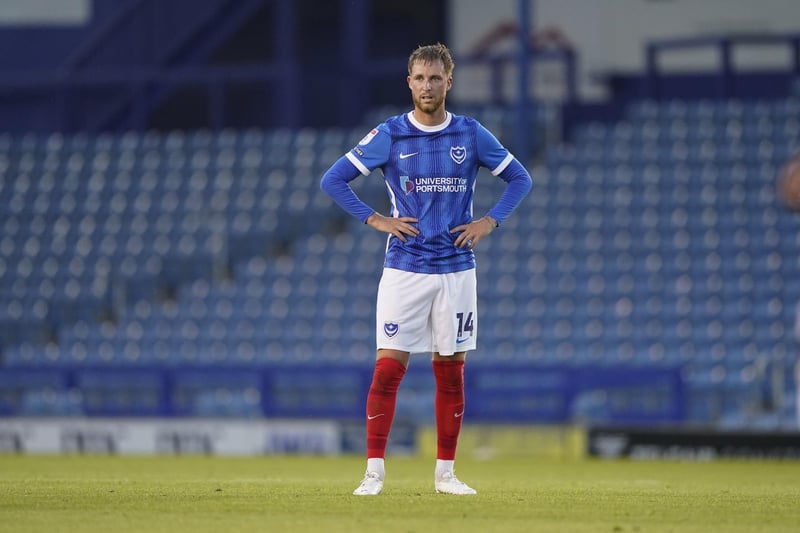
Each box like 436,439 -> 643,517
1,454 -> 799,533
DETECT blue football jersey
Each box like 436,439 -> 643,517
345,111 -> 514,274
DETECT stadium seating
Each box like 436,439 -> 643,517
0,98 -> 798,428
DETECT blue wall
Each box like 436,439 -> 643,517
0,0 -> 449,133
0,0 -> 120,70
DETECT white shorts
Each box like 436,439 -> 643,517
375,267 -> 477,355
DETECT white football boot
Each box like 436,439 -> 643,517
353,471 -> 383,496
434,471 -> 477,495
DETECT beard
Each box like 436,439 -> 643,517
413,92 -> 445,114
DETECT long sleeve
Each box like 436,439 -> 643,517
320,156 -> 376,223
486,158 -> 533,225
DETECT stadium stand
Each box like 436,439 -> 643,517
0,92 -> 798,429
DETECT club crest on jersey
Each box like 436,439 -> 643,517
383,322 -> 399,338
358,128 -> 378,146
450,146 -> 466,164
400,176 -> 414,194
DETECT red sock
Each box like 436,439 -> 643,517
365,357 -> 406,458
433,360 -> 465,460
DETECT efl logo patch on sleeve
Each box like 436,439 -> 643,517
359,129 -> 379,146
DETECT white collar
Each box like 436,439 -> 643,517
407,111 -> 452,132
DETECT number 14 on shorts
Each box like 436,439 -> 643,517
456,312 -> 474,342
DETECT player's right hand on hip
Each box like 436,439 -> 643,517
366,213 -> 419,242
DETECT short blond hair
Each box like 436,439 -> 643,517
408,43 -> 454,77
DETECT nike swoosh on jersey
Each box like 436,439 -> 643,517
399,152 -> 419,159
454,411 -> 464,418
367,413 -> 385,420
456,337 -> 470,344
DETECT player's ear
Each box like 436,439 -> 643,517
446,77 -> 453,91
407,75 -> 413,90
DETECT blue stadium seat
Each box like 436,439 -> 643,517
1,103 -> 798,427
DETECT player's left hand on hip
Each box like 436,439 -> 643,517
450,216 -> 496,250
